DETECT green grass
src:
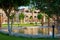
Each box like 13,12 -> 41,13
2,23 -> 38,28
0,33 -> 59,40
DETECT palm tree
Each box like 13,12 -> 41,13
47,16 -> 50,27
37,13 -> 43,26
19,12 -> 25,24
46,14 -> 53,35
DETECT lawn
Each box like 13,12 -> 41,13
2,23 -> 39,28
0,33 -> 59,40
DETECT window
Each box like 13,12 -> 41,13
25,10 -> 29,13
38,12 -> 40,13
34,16 -> 37,18
5,20 -> 7,22
34,11 -> 37,13
26,16 -> 28,17
2,14 -> 3,17
30,16 -> 32,19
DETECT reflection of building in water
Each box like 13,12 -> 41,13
24,27 -> 38,35
12,27 -> 58,35
24,27 -> 58,35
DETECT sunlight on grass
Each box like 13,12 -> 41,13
2,23 -> 38,28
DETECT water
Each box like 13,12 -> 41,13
1,26 -> 59,36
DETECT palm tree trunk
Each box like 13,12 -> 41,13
41,17 -> 44,26
18,20 -> 20,27
32,11 -> 34,22
21,19 -> 22,24
41,17 -> 44,35
48,17 -> 50,35
48,17 -> 50,27
39,20 -> 41,26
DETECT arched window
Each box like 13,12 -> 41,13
34,16 -> 37,18
34,11 -> 37,13
25,10 -> 29,13
26,16 -> 28,17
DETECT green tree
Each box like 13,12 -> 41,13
0,0 -> 30,34
37,13 -> 43,26
32,0 -> 60,38
32,0 -> 60,27
19,12 -> 25,24
46,13 -> 52,27
9,13 -> 15,32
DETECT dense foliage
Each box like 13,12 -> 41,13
32,0 -> 60,16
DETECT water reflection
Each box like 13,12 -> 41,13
1,26 -> 58,36
12,27 -> 58,35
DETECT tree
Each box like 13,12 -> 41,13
0,0 -> 30,34
19,12 -> 25,24
32,0 -> 60,27
32,0 -> 60,38
9,13 -> 15,32
37,13 -> 43,26
46,13 -> 52,27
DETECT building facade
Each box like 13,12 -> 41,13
18,8 -> 40,23
0,8 -> 46,24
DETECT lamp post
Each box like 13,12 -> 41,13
52,24 -> 55,38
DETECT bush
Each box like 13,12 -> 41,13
30,23 -> 34,24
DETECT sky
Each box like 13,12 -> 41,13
18,6 -> 29,9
